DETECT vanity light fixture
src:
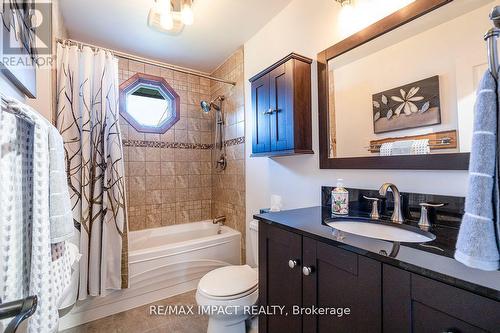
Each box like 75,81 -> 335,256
148,0 -> 194,34
335,0 -> 352,6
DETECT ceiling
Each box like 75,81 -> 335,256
59,0 -> 293,73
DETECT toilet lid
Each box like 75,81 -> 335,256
198,265 -> 258,297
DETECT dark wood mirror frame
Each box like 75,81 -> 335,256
317,0 -> 470,170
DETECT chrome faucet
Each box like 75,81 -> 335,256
212,216 -> 226,226
378,183 -> 404,224
213,216 -> 226,234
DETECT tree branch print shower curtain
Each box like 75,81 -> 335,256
55,43 -> 128,299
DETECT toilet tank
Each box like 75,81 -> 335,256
247,220 -> 259,267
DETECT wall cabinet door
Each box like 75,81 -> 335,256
259,222 -> 302,333
302,238 -> 382,333
269,63 -> 294,151
383,264 -> 500,333
251,74 -> 271,153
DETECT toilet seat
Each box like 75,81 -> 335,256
198,284 -> 258,301
197,265 -> 258,300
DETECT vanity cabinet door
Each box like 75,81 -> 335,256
383,264 -> 500,333
303,239 -> 382,333
251,74 -> 271,153
258,222 -> 302,333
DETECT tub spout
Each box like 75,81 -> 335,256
213,216 -> 226,226
213,216 -> 226,234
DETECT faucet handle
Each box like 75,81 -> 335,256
418,202 -> 445,230
363,196 -> 381,220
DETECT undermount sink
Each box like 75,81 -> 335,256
326,220 -> 436,243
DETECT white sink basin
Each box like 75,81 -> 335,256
326,220 -> 436,243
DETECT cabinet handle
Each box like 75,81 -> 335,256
263,108 -> 274,115
288,259 -> 299,269
302,266 -> 313,276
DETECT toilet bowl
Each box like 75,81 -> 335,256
196,220 -> 259,333
196,265 -> 258,333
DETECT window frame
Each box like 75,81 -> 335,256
119,73 -> 180,134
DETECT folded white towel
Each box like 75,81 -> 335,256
48,127 -> 74,243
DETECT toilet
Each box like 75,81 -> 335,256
196,221 -> 259,333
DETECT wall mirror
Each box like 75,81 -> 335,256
318,0 -> 494,169
119,73 -> 180,133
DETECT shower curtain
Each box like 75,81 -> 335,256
55,43 -> 128,299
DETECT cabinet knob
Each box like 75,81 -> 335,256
302,266 -> 313,276
288,259 -> 299,269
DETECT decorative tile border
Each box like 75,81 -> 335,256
225,136 -> 245,147
122,136 -> 245,149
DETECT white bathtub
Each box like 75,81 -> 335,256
59,221 -> 241,330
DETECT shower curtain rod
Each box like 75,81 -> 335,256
55,38 -> 236,86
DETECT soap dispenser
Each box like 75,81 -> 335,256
332,179 -> 349,215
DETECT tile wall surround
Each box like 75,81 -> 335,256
118,47 -> 245,263
210,47 -> 246,261
119,57 -> 214,231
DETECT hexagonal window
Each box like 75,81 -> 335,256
119,73 -> 180,134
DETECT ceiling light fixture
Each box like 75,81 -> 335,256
148,0 -> 194,34
335,0 -> 353,7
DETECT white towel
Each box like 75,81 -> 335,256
0,105 -> 33,331
48,127 -> 74,243
0,98 -> 73,332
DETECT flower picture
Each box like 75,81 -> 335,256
372,76 -> 441,133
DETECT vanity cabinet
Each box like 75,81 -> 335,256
250,53 -> 313,157
383,265 -> 500,333
259,222 -> 381,333
258,221 -> 500,333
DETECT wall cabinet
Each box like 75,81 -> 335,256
250,53 -> 313,157
258,222 -> 500,333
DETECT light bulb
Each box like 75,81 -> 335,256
160,12 -> 174,30
160,1 -> 173,30
181,1 -> 194,25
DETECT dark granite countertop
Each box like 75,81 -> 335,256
254,206 -> 500,302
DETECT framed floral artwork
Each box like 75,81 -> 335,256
372,75 -> 441,134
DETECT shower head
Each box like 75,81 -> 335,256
200,100 -> 212,113
200,96 -> 224,113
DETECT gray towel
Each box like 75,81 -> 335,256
48,126 -> 74,243
455,71 -> 500,271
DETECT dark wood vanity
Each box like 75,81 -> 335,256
258,219 -> 500,333
249,53 -> 313,157
259,222 -> 381,333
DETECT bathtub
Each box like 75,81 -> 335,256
59,221 -> 241,330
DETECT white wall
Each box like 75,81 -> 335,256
243,0 -> 490,265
